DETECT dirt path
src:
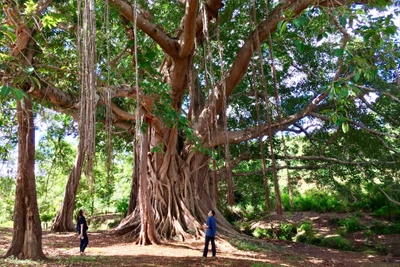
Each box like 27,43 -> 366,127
1,228 -> 400,266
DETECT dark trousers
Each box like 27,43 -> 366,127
80,233 -> 89,252
202,235 -> 216,257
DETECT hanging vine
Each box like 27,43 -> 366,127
216,12 -> 234,206
200,3 -> 216,203
249,1 -> 271,211
104,0 -> 114,187
263,0 -> 293,209
77,0 -> 97,189
251,0 -> 283,215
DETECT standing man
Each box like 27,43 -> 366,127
202,210 -> 217,258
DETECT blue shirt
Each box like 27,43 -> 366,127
205,216 -> 216,237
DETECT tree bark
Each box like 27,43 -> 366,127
136,122 -> 160,245
51,143 -> 85,232
113,125 -> 237,242
2,98 -> 46,260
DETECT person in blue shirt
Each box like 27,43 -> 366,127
202,210 -> 217,258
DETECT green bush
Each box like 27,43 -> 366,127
370,221 -> 391,235
40,213 -> 54,223
370,221 -> 400,235
283,189 -> 345,213
252,228 -> 271,239
373,205 -> 400,220
278,222 -> 297,240
390,223 -> 400,234
321,236 -> 352,251
374,206 -> 390,218
115,197 -> 129,217
338,217 -> 363,233
294,221 -> 316,243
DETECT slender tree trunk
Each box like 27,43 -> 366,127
2,99 -> 45,260
51,144 -> 85,232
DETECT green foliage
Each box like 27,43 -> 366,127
278,222 -> 297,240
321,235 -> 353,251
252,228 -> 270,239
115,197 -> 129,217
40,213 -> 54,223
282,189 -> 345,213
337,217 -> 363,234
0,0 -> 399,250
373,205 -> 400,220
370,221 -> 400,235
0,85 -> 29,100
0,177 -> 15,224
294,221 -> 317,244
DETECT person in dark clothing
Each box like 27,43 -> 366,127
202,210 -> 217,258
77,209 -> 89,255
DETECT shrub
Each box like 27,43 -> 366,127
370,221 -> 400,235
252,228 -> 270,239
370,221 -> 391,235
373,205 -> 400,220
374,206 -> 390,218
278,222 -> 297,240
40,213 -> 54,223
338,217 -> 363,233
115,197 -> 129,217
390,223 -> 400,234
295,221 -> 316,243
284,189 -> 345,213
321,236 -> 352,251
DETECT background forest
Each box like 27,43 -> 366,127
0,0 -> 400,262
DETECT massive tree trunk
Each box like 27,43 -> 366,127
51,144 -> 85,232
113,124 -> 238,241
2,98 -> 46,260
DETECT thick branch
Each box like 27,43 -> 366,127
179,0 -> 199,57
109,0 -> 179,57
210,90 -> 329,146
195,0 -> 224,40
209,0 -> 312,115
30,85 -> 78,110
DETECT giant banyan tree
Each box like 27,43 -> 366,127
1,0 -> 399,246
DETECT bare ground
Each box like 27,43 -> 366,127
0,212 -> 399,267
